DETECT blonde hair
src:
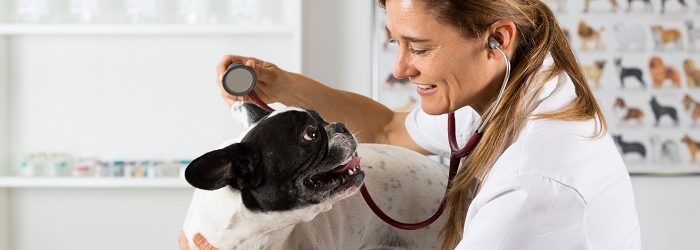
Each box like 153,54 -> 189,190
377,0 -> 607,249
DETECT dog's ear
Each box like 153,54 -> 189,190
185,143 -> 263,191
231,102 -> 272,128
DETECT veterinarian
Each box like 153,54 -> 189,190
181,0 -> 641,249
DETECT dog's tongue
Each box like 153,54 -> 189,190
332,155 -> 361,173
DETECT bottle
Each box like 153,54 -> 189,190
18,160 -> 35,177
177,0 -> 209,24
125,0 -> 160,23
68,0 -> 101,23
15,0 -> 50,23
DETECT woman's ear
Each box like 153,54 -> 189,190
487,19 -> 517,58
184,143 -> 262,191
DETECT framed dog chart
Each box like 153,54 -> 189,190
372,1 -> 700,175
545,0 -> 700,175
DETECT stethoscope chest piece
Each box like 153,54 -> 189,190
222,63 -> 257,96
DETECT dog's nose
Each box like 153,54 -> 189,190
328,123 -> 349,134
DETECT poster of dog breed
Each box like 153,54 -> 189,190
660,0 -> 687,14
651,25 -> 683,51
649,134 -> 681,163
578,21 -> 606,51
582,60 -> 606,88
583,0 -> 620,12
612,134 -> 647,159
681,134 -> 700,163
650,96 -> 680,127
685,59 -> 700,87
649,56 -> 681,89
614,58 -> 646,89
626,0 -> 653,12
687,21 -> 700,51
682,94 -> 700,125
614,97 -> 645,125
613,23 -> 646,52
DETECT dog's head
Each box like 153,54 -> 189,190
185,104 -> 365,212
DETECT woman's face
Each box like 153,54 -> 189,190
385,0 -> 502,115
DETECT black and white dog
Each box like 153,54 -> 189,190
182,103 -> 448,249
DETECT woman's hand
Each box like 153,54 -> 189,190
179,231 -> 218,250
216,55 -> 296,107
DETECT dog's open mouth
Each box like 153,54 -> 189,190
303,155 -> 364,191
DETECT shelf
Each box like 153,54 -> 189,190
0,176 -> 192,188
0,23 -> 294,35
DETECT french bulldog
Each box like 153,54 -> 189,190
182,103 -> 448,249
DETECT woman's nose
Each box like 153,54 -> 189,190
392,50 -> 419,81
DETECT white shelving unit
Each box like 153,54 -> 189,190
0,1 -> 302,249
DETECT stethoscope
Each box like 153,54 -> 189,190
221,36 -> 510,230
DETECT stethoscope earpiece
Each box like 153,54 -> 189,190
488,36 -> 501,50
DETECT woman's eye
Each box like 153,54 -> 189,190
303,125 -> 318,141
410,48 -> 429,55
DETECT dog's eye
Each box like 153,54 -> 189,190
303,125 -> 318,141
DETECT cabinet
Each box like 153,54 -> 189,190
0,1 -> 302,249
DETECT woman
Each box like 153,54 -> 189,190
182,0 -> 641,249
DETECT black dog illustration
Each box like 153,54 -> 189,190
614,58 -> 646,89
650,96 -> 679,127
661,0 -> 686,14
613,134 -> 647,158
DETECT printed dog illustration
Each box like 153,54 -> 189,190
584,0 -> 620,12
614,58 -> 646,89
649,135 -> 681,163
687,21 -> 700,51
626,0 -> 653,12
578,21 -> 605,51
613,23 -> 646,51
614,97 -> 645,125
650,96 -> 679,127
682,135 -> 700,163
651,25 -> 683,51
649,56 -> 681,89
684,59 -> 700,88
612,134 -> 647,159
660,0 -> 687,14
682,94 -> 700,125
582,60 -> 606,88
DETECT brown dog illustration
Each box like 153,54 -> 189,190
684,59 -> 700,88
584,0 -> 620,12
582,60 -> 606,88
651,25 -> 683,50
578,21 -> 605,51
649,57 -> 681,88
682,134 -> 700,163
682,94 -> 700,125
614,97 -> 645,124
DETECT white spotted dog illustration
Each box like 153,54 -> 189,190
650,96 -> 679,127
650,135 -> 681,164
613,23 -> 646,52
613,134 -> 647,159
681,134 -> 700,163
687,21 -> 700,51
626,0 -> 653,12
613,97 -> 645,125
651,25 -> 683,51
614,58 -> 646,89
682,94 -> 700,125
578,21 -> 606,52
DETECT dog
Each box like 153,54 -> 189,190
649,56 -> 681,89
612,134 -> 646,159
613,23 -> 646,52
583,0 -> 620,12
626,0 -> 653,12
687,21 -> 700,51
582,60 -> 606,88
649,135 -> 681,163
685,59 -> 700,88
650,96 -> 679,127
614,58 -> 646,89
682,135 -> 700,163
682,94 -> 700,125
651,25 -> 683,51
578,21 -> 605,52
660,0 -> 687,14
182,103 -> 449,250
613,97 -> 645,125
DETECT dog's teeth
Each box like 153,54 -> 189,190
348,169 -> 355,175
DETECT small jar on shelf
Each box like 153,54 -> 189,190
14,0 -> 51,23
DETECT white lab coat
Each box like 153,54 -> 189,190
404,59 -> 642,249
